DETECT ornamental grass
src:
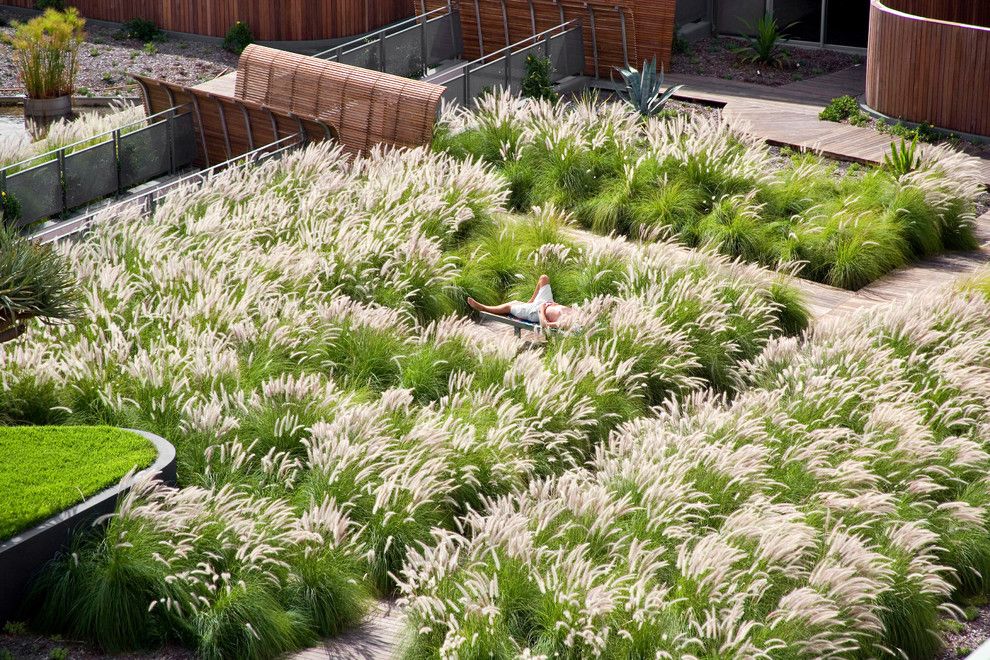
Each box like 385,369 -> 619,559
435,90 -> 984,290
1,143 -> 800,657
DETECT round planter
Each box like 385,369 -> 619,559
23,95 -> 71,119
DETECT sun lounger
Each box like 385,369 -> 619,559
478,311 -> 545,337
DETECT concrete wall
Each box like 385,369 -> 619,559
676,0 -> 709,25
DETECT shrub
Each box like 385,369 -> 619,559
120,18 -> 163,43
0,191 -> 21,225
0,223 -> 79,338
819,95 -> 863,122
223,21 -> 253,55
520,54 -> 557,102
617,57 -> 682,118
6,8 -> 85,99
734,13 -> 793,68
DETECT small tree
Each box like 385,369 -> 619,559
0,223 -> 79,342
521,55 -> 557,102
224,21 -> 253,55
7,8 -> 85,99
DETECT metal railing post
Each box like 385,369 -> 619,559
379,32 -> 387,72
420,12 -> 429,76
57,148 -> 67,220
463,64 -> 471,105
505,49 -> 512,89
167,109 -> 176,175
113,129 -> 122,196
588,7 -> 600,79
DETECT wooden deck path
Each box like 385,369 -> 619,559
289,602 -> 406,660
666,69 -> 990,185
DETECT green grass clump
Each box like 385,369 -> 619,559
1,143 -> 804,657
0,426 -> 155,541
436,90 -> 984,290
400,285 -> 990,659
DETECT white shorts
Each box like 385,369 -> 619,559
510,284 -> 553,323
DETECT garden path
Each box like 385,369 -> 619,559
665,69 -> 990,185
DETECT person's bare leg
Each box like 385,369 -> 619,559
468,297 -> 514,315
528,274 -> 550,303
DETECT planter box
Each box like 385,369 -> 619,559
0,429 -> 176,624
23,96 -> 71,119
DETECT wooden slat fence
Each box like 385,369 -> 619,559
0,0 -> 412,41
866,0 -> 990,136
421,0 -> 674,77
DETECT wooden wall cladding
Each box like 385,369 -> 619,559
0,0 -> 412,41
423,0 -> 674,77
885,0 -> 990,27
866,0 -> 990,136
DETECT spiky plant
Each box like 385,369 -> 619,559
734,13 -> 794,68
884,136 -> 922,177
617,57 -> 683,118
0,223 -> 78,342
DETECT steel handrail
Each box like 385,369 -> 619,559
2,105 -> 189,176
30,134 -> 302,245
313,5 -> 451,60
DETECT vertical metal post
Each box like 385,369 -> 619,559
379,32 -> 387,72
473,0 -> 485,56
167,109 -> 176,175
820,0 -> 827,45
500,0 -> 510,49
505,49 -> 512,90
618,7 -> 629,68
113,129 -> 122,196
588,6 -> 600,79
420,11 -> 429,75
464,64 -> 471,105
544,31 -> 550,60
57,148 -> 66,220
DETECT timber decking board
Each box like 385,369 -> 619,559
663,71 -> 990,186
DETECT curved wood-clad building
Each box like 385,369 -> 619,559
0,0 -> 412,41
866,0 -> 990,136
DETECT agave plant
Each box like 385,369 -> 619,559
0,223 -> 78,342
734,13 -> 794,68
616,57 -> 683,118
883,135 -> 921,177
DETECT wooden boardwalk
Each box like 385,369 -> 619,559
666,69 -> 990,185
289,602 -> 406,660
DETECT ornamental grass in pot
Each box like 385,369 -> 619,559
6,8 -> 85,119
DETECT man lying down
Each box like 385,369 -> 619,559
467,274 -> 579,330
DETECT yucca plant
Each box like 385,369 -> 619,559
617,57 -> 683,118
883,136 -> 922,177
0,223 -> 78,342
6,8 -> 85,99
734,13 -> 794,68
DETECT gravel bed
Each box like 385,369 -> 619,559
0,630 -> 195,659
670,36 -> 862,87
937,605 -> 990,659
0,9 -> 236,98
828,114 -> 990,161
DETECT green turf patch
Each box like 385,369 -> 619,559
0,426 -> 156,542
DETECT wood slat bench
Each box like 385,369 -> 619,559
478,311 -> 555,337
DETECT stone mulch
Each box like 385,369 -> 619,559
938,604 -> 990,659
0,8 -> 236,98
0,627 -> 195,660
670,36 -> 862,87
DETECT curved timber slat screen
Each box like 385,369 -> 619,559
235,45 -> 446,153
134,74 -> 336,167
866,0 -> 990,137
0,0 -> 412,41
